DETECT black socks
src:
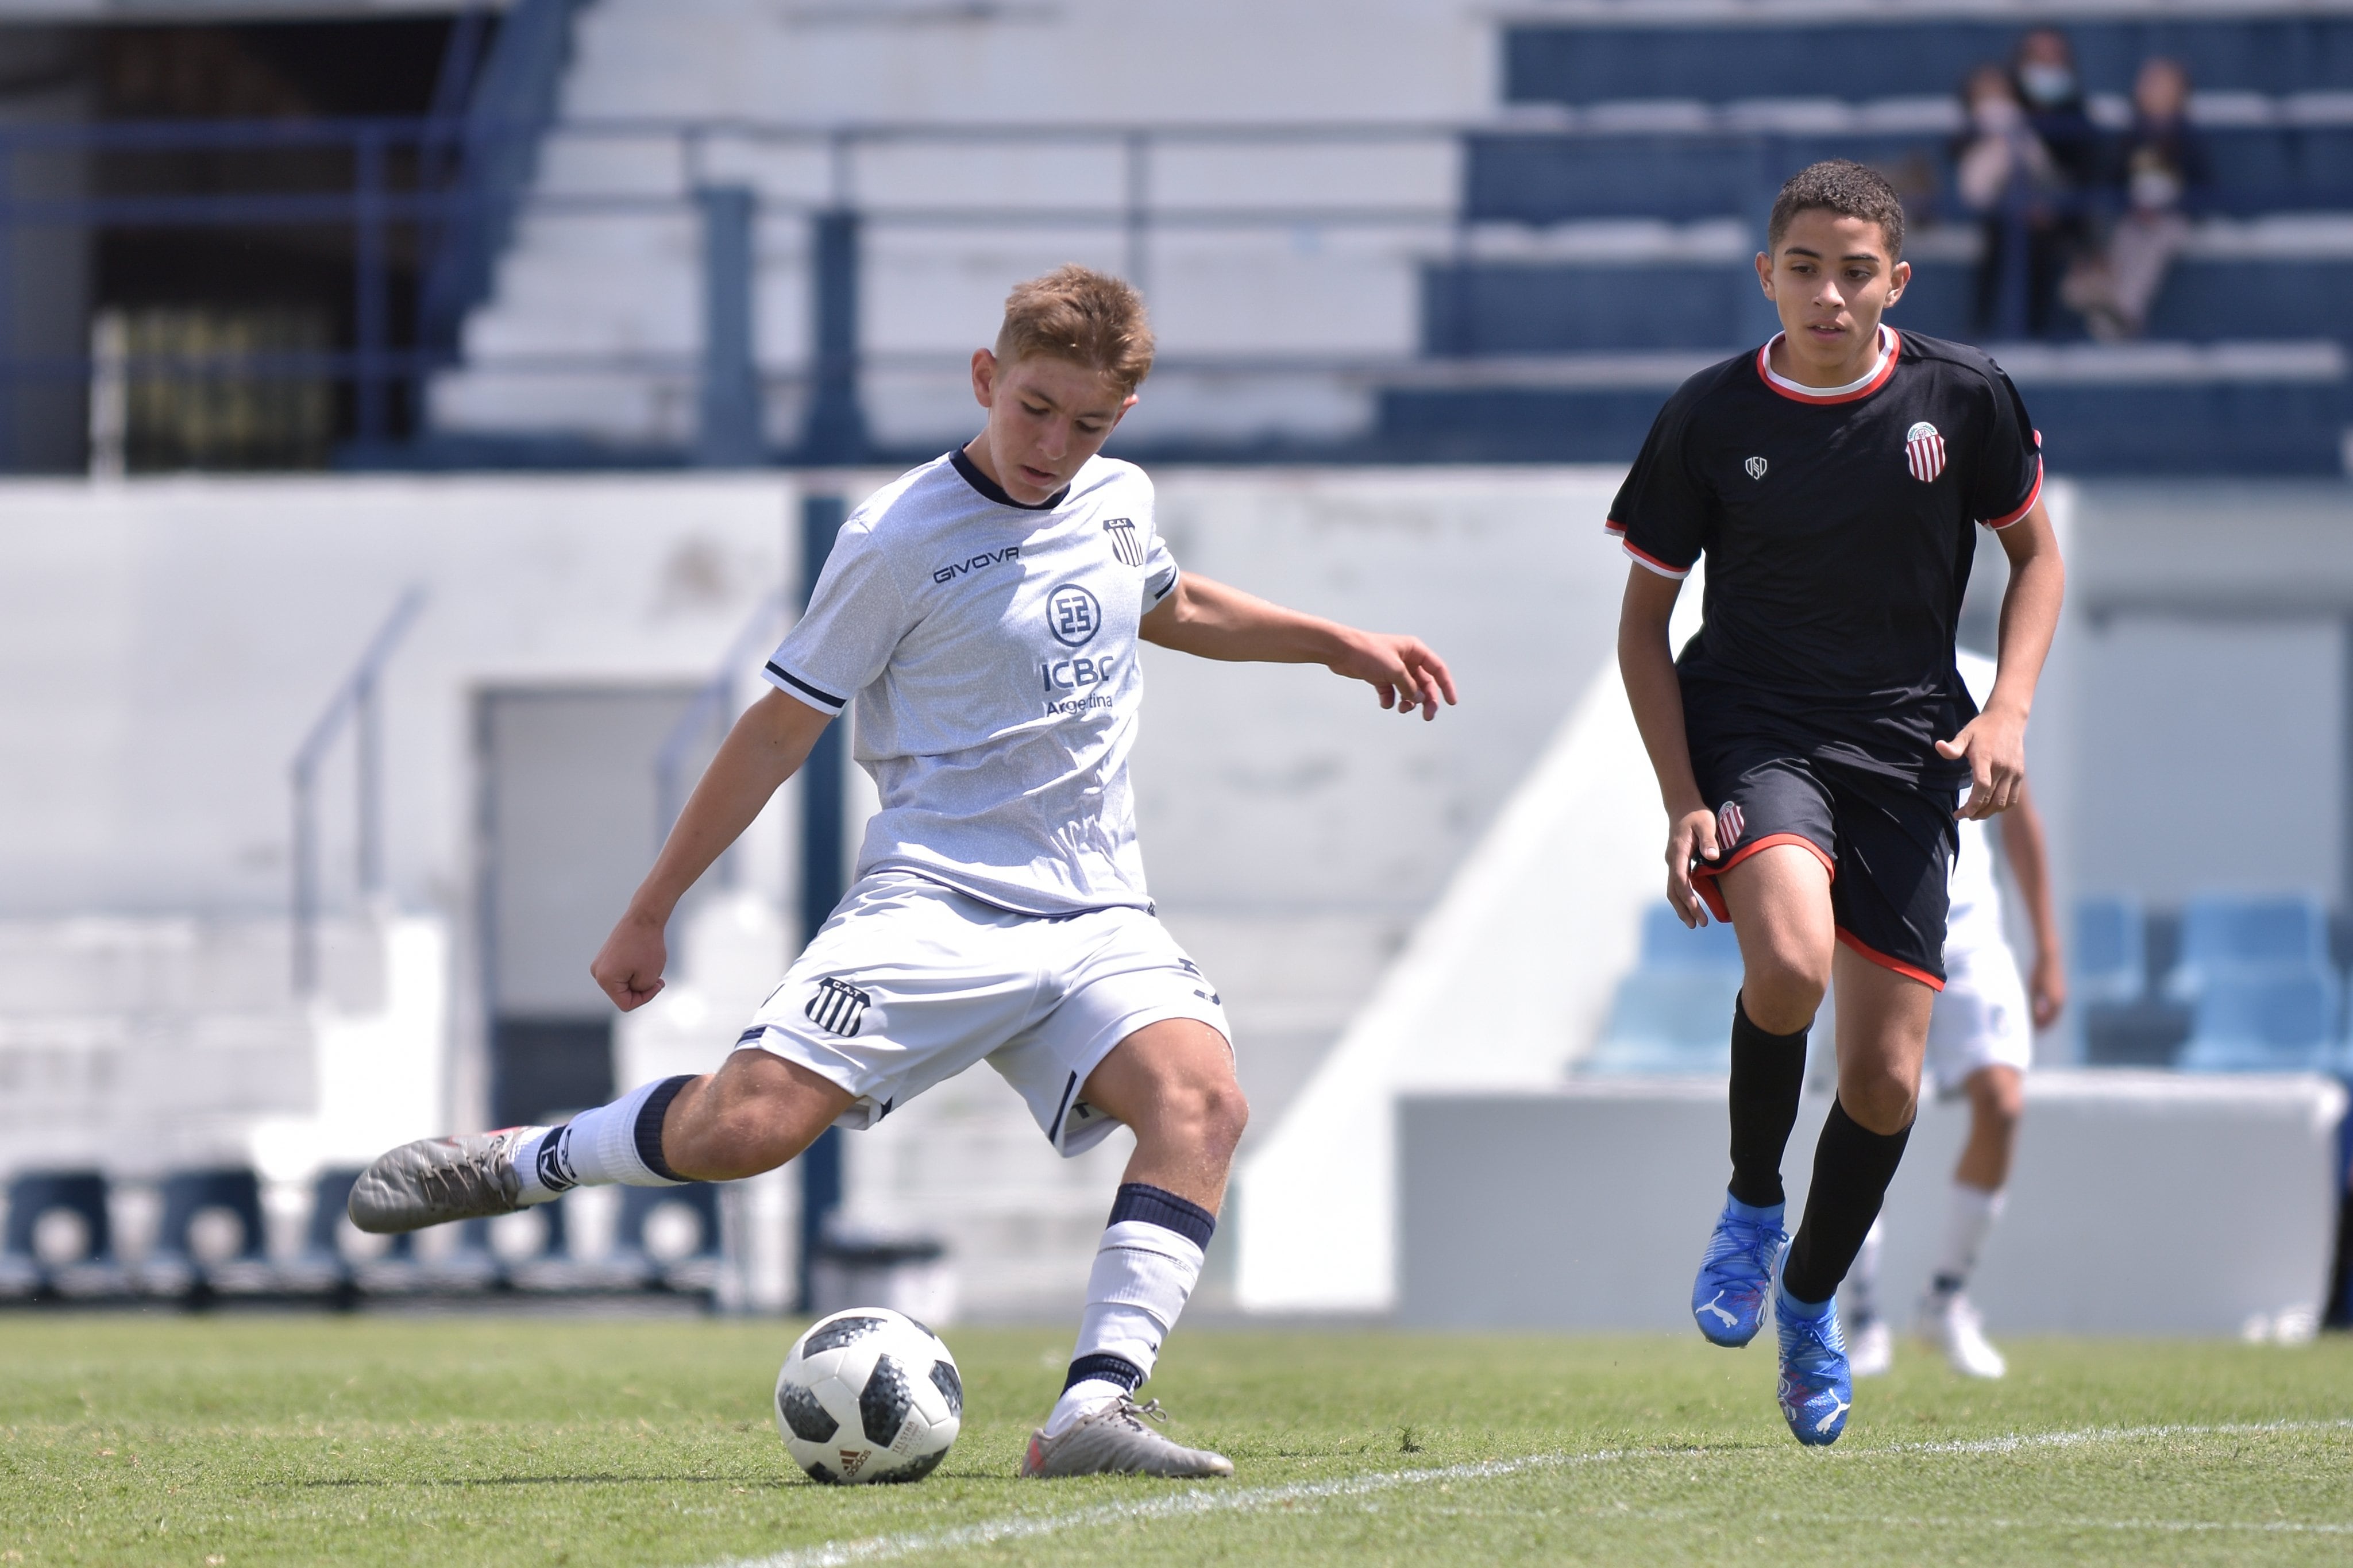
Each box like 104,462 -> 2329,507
1726,994 -> 1809,1209
1782,1098 -> 1913,1304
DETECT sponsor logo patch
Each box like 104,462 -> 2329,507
1905,420 -> 1946,483
836,1448 -> 868,1478
1046,582 -> 1102,647
931,544 -> 1019,585
805,976 -> 872,1038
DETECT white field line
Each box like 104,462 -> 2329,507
695,1419 -> 2353,1568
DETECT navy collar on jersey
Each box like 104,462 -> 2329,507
951,445 -> 1071,511
1754,325 -> 1900,405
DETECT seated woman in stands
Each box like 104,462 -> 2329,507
2063,58 -> 2209,341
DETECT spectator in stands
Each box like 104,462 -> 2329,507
2063,58 -> 2208,340
1955,31 -> 2100,338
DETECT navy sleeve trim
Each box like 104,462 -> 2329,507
764,660 -> 846,710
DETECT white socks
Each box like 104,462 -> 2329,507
1843,1215 -> 1886,1326
1931,1181 -> 2005,1299
1044,1183 -> 1213,1438
513,1075 -> 693,1203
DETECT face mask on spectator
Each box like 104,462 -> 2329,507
2018,63 -> 2076,106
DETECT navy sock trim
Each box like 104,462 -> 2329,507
1063,1353 -> 1145,1395
635,1075 -> 693,1183
1108,1182 -> 1216,1249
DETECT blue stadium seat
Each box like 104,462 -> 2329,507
2072,896 -> 2147,1007
1639,905 -> 1743,970
614,1182 -> 724,1293
279,1168 -> 362,1299
1584,967 -> 1743,1075
2178,969 -> 2350,1073
2162,892 -> 2332,1001
3,1169 -> 125,1299
141,1167 -> 271,1299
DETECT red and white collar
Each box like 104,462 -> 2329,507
1756,324 -> 1900,404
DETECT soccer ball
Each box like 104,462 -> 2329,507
773,1307 -> 962,1484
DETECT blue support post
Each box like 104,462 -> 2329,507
354,129 -> 389,446
1996,194 -> 2032,342
795,492 -> 848,1309
802,208 -> 866,464
696,184 -> 762,466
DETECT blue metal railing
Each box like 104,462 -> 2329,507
0,106 -> 2245,467
290,585 -> 429,994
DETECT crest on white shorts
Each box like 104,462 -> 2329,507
1716,800 -> 1745,852
1744,455 -> 1768,481
1904,420 -> 1946,483
806,976 -> 872,1037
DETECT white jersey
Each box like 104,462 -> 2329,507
763,449 -> 1179,916
1946,651 -> 2008,962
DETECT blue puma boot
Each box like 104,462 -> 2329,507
1775,1276 -> 1853,1447
1689,1191 -> 1786,1347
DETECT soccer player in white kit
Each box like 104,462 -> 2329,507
347,265 -> 1456,1480
1841,648 -> 2065,1379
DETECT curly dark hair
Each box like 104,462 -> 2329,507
1767,159 -> 1906,261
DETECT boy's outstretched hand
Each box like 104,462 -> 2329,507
1329,630 -> 1458,720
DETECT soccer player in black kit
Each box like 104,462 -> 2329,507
1610,161 -> 2065,1446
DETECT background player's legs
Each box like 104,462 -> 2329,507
1843,1217 -> 1892,1375
1781,947 -> 1931,1306
1923,1063 -> 2023,1376
1043,1017 -> 1247,1437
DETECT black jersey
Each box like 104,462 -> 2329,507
1607,327 -> 2042,790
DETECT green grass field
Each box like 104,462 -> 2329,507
3,1312 -> 2349,1567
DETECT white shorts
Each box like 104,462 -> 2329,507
734,872 -> 1232,1157
1925,938 -> 2033,1098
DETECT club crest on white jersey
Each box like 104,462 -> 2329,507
1904,420 -> 1946,484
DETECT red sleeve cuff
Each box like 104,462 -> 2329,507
1622,539 -> 1692,579
1983,458 -> 2043,530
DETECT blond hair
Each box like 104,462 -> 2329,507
994,265 -> 1155,394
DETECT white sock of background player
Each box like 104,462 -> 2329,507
1044,1183 -> 1212,1437
511,1076 -> 695,1202
1928,1181 -> 2005,1304
1842,1215 -> 1886,1327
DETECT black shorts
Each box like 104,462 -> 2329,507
1688,747 -> 1959,989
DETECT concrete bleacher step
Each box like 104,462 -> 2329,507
1503,15 -> 2353,106
1468,119 -> 2353,222
1422,244 -> 2353,352
1375,357 -> 2349,473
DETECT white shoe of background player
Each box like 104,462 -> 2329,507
1847,1316 -> 1893,1378
1920,1291 -> 2007,1379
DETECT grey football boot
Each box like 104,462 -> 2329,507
346,1127 -> 548,1234
1020,1397 -> 1235,1480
